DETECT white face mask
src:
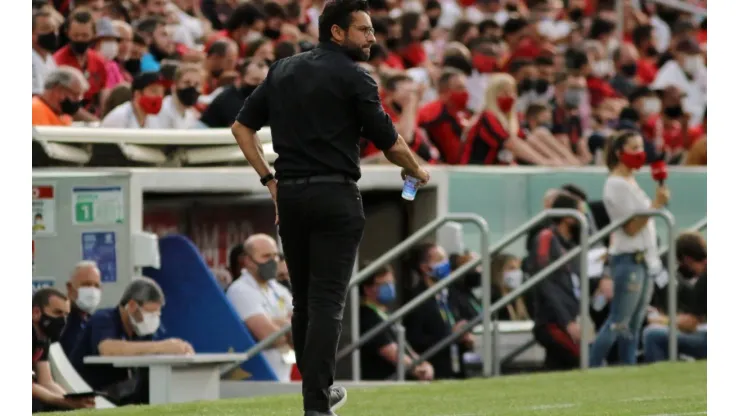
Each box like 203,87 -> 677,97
75,287 -> 101,313
683,55 -> 704,75
99,40 -> 119,61
503,269 -> 523,289
592,60 -> 613,78
641,97 -> 661,115
130,307 -> 161,336
242,31 -> 262,44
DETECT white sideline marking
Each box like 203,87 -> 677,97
640,412 -> 706,416
524,403 -> 577,411
620,396 -> 677,403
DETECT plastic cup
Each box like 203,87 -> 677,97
401,177 -> 419,201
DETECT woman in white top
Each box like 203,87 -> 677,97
589,131 -> 670,366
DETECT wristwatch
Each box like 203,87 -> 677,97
260,173 -> 275,186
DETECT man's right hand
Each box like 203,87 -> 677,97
566,321 -> 581,342
412,361 -> 434,381
401,167 -> 430,186
159,338 -> 195,355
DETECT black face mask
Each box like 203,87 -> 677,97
385,37 -> 400,51
429,17 -> 439,28
149,44 -> 170,61
176,86 -> 200,107
70,41 -> 89,56
240,84 -> 258,97
264,28 -> 281,40
211,68 -> 224,79
505,4 -> 519,12
569,8 -> 584,22
463,271 -> 482,289
39,313 -> 66,342
123,58 -> 141,75
534,78 -> 549,94
664,105 -> 684,119
646,46 -> 659,57
519,78 -> 534,94
60,98 -> 81,115
621,63 -> 638,77
569,221 -> 583,244
421,30 -> 431,41
37,32 -> 58,52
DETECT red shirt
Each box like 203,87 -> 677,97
642,114 -> 704,152
586,76 -> 617,107
400,43 -> 427,68
502,38 -> 541,72
417,100 -> 469,164
384,53 -> 406,70
54,46 -> 108,109
460,111 -> 524,165
636,58 -> 658,85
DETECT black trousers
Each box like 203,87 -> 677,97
277,180 -> 365,412
533,323 -> 580,371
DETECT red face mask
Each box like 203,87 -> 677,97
138,95 -> 163,115
448,90 -> 469,110
472,53 -> 497,73
497,95 -> 515,113
619,150 -> 647,169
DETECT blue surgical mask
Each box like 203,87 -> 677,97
431,260 -> 451,280
376,283 -> 396,305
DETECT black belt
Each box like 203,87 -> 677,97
278,174 -> 355,186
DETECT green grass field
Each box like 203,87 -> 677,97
51,361 -> 706,416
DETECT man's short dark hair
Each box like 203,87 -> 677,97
509,58 -> 534,75
275,41 -> 299,61
407,242 -> 436,274
535,54 -> 554,66
632,24 -> 653,47
207,40 -> 230,57
69,8 -> 94,26
676,232 -> 707,262
589,17 -> 616,39
478,19 -> 499,33
359,261 -> 393,295
318,0 -> 370,43
32,288 -> 67,310
226,3 -> 266,32
263,1 -> 287,19
383,73 -> 412,92
525,102 -> 549,120
551,193 -> 580,223
503,16 -> 527,37
136,16 -> 165,36
438,68 -> 464,91
561,184 -> 588,202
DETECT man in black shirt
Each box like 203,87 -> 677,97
358,264 -> 433,381
200,58 -> 269,128
643,232 -> 707,363
32,288 -> 94,413
231,1 -> 429,414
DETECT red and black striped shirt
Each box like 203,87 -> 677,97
417,100 -> 470,165
459,111 -> 524,165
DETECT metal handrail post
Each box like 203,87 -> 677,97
577,211 -> 590,369
350,255 -> 360,381
404,209 -> 676,372
396,325 -> 406,382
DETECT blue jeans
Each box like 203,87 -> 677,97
589,253 -> 652,367
642,326 -> 707,362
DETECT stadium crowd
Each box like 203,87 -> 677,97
32,0 -> 706,166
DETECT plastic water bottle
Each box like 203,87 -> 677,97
592,293 -> 607,312
401,177 -> 419,201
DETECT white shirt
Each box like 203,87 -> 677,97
101,102 -> 163,129
152,95 -> 200,129
226,271 -> 293,382
651,60 -> 706,126
603,176 -> 661,273
32,48 -> 57,95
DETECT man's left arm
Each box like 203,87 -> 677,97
35,360 -> 66,395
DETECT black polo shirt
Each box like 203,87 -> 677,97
235,41 -> 398,181
70,307 -> 162,390
32,326 -> 50,370
359,304 -> 396,380
200,85 -> 250,128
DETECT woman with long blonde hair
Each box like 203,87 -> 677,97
459,73 -> 560,165
490,253 -> 530,321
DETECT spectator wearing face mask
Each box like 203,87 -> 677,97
417,68 -> 471,164
610,43 -> 640,98
32,288 -> 95,413
404,243 -> 475,380
71,277 -> 193,406
530,193 -> 586,370
447,252 -> 484,323
200,57 -> 268,127
461,73 -> 557,166
101,71 -> 166,128
94,18 -> 126,91
111,20 -> 136,83
33,66 -> 89,126
523,102 -> 583,166
59,261 -> 102,358
226,234 -> 294,382
654,85 -> 704,164
262,1 -> 287,40
32,10 -> 59,96
652,38 -> 706,126
54,8 -> 107,118
359,263 -> 434,381
643,232 -> 706,363
153,63 -> 203,129
501,16 -> 545,72
588,98 -> 622,164
551,71 -> 592,164
489,253 -> 529,321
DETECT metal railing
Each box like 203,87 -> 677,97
224,213 -> 491,378
338,209 -> 588,377
402,209 -> 677,375
658,217 -> 706,258
346,213 -> 491,379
